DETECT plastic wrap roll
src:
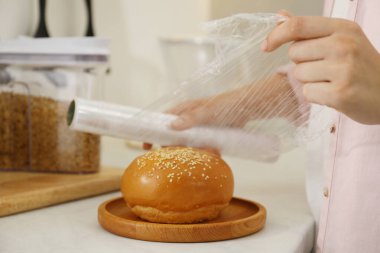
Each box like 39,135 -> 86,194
68,98 -> 280,161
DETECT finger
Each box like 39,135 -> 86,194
171,116 -> 192,130
277,9 -> 292,18
276,10 -> 292,24
143,143 -> 153,150
263,16 -> 343,52
170,113 -> 205,130
303,82 -> 336,107
293,61 -> 334,83
171,106 -> 213,130
166,100 -> 200,115
289,37 -> 330,63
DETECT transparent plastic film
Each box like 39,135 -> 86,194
69,13 -> 318,162
133,13 -> 310,160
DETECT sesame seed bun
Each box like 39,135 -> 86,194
121,147 -> 234,224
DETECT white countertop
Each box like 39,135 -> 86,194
0,138 -> 315,253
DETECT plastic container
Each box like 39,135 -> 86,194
0,37 -> 109,173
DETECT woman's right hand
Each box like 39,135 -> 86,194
168,91 -> 253,131
169,74 -> 297,130
143,73 -> 298,149
142,89 -> 251,150
142,84 -> 256,151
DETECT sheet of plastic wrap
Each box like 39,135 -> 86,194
69,13 -> 324,162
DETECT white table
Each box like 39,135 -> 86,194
0,138 -> 315,253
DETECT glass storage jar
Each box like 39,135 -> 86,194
0,37 -> 109,173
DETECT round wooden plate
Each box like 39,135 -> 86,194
98,197 -> 266,242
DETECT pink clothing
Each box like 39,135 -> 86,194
288,0 -> 380,252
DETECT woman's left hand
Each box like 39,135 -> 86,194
262,14 -> 380,124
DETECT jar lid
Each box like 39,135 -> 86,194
0,37 -> 110,68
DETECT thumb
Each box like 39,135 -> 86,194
171,106 -> 213,130
277,9 -> 292,18
171,115 -> 195,130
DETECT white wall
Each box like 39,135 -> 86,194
210,0 -> 323,18
93,0 -> 211,107
0,0 -> 35,38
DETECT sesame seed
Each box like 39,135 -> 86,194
138,147 -> 224,185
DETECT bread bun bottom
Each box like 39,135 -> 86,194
129,203 -> 229,224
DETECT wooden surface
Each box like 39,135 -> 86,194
0,168 -> 123,217
98,197 -> 266,242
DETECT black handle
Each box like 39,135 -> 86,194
34,0 -> 49,37
85,0 -> 95,36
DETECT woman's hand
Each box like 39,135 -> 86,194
168,89 -> 253,131
142,91 -> 247,152
143,74 -> 298,150
262,13 -> 380,124
169,74 -> 297,130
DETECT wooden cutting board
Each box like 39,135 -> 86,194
0,167 -> 123,217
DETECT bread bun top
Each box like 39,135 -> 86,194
121,147 -> 234,212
